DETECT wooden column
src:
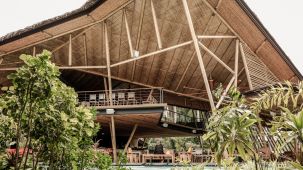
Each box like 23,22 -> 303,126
234,40 -> 239,88
68,34 -> 72,66
105,21 -> 117,163
239,43 -> 253,90
32,46 -> 36,57
182,0 -> 215,110
123,124 -> 138,153
109,118 -> 117,163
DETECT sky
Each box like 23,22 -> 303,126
0,0 -> 302,75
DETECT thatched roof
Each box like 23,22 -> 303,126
0,0 -> 104,45
0,0 -> 301,80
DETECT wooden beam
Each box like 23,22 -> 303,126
198,41 -> 234,74
74,69 -> 211,102
111,41 -> 192,67
175,52 -> 196,91
123,124 -> 138,153
52,25 -> 95,53
131,0 -> 146,81
151,0 -> 162,49
234,39 -> 239,88
216,76 -> 235,109
216,67 -> 244,108
182,0 -> 215,110
83,34 -> 88,66
0,65 -> 107,71
68,34 -> 72,66
202,0 -> 242,42
255,39 -> 267,54
123,9 -> 134,58
104,22 -> 113,106
0,0 -> 134,58
197,35 -> 237,39
239,43 -> 253,90
110,116 -> 117,163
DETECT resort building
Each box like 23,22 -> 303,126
0,0 -> 301,164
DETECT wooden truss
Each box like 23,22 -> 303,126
0,0 -> 255,111
0,0 -> 282,162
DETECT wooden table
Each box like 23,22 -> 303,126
142,154 -> 175,163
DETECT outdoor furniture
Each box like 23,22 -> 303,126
111,93 -> 117,105
118,92 -> 126,105
177,151 -> 192,163
98,93 -> 107,106
89,94 -> 97,106
127,92 -> 137,105
142,153 -> 175,163
127,148 -> 140,163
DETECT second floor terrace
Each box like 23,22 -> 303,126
78,87 -> 164,109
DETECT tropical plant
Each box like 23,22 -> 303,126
251,81 -> 303,165
0,50 -> 102,169
202,88 -> 258,167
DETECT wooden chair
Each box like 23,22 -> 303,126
127,92 -> 137,105
111,93 -> 117,105
118,92 -> 126,105
89,94 -> 97,106
127,148 -> 139,163
98,93 -> 106,106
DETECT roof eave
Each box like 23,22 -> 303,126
235,0 -> 303,80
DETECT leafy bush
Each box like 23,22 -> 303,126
0,50 -> 106,169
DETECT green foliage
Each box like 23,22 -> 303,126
251,81 -> 303,164
252,81 -> 303,114
203,88 -> 257,165
0,50 -> 103,169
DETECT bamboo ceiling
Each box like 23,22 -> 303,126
0,0 -> 301,106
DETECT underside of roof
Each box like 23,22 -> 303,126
0,0 -> 301,110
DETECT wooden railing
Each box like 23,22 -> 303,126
77,87 -> 163,107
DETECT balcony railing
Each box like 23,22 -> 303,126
77,87 -> 163,107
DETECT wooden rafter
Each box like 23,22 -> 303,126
131,0 -> 146,81
111,41 -> 193,67
83,34 -> 88,66
0,0 -> 135,58
175,52 -> 196,91
197,35 -> 237,39
239,42 -> 253,90
51,25 -> 95,53
68,34 -> 72,66
124,9 -> 134,58
198,41 -> 234,74
150,0 -> 162,49
234,39 -> 239,88
182,0 -> 215,110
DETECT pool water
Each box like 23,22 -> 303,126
124,166 -> 219,170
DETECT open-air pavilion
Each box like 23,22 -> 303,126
0,0 -> 302,165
